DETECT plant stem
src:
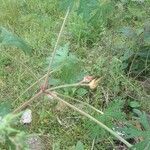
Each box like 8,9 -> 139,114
46,83 -> 88,91
47,92 -> 133,148
14,75 -> 47,103
13,91 -> 43,114
43,7 -> 70,89
14,66 -> 62,103
56,93 -> 104,114
91,138 -> 95,150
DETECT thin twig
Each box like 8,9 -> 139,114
56,92 -> 104,114
46,92 -> 133,148
13,91 -> 43,114
13,65 -> 63,112
43,7 -> 70,88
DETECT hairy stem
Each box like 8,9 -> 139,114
43,7 -> 70,88
46,82 -> 88,91
47,92 -> 133,148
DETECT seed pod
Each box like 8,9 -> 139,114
88,78 -> 101,90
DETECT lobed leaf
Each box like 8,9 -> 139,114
0,27 -> 32,55
48,44 -> 84,84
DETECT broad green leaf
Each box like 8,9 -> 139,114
133,109 -> 150,130
75,141 -> 84,150
48,44 -> 84,84
75,88 -> 88,96
119,26 -> 136,38
49,78 -> 62,86
122,126 -> 150,139
129,101 -> 140,108
53,141 -> 61,150
131,138 -> 150,150
48,44 -> 78,69
139,112 -> 150,131
85,99 -> 126,138
59,0 -> 76,10
77,0 -> 98,21
0,27 -> 32,55
0,102 -> 11,117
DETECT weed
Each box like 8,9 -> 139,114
0,0 -> 150,149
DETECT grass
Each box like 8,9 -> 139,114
0,0 -> 150,149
